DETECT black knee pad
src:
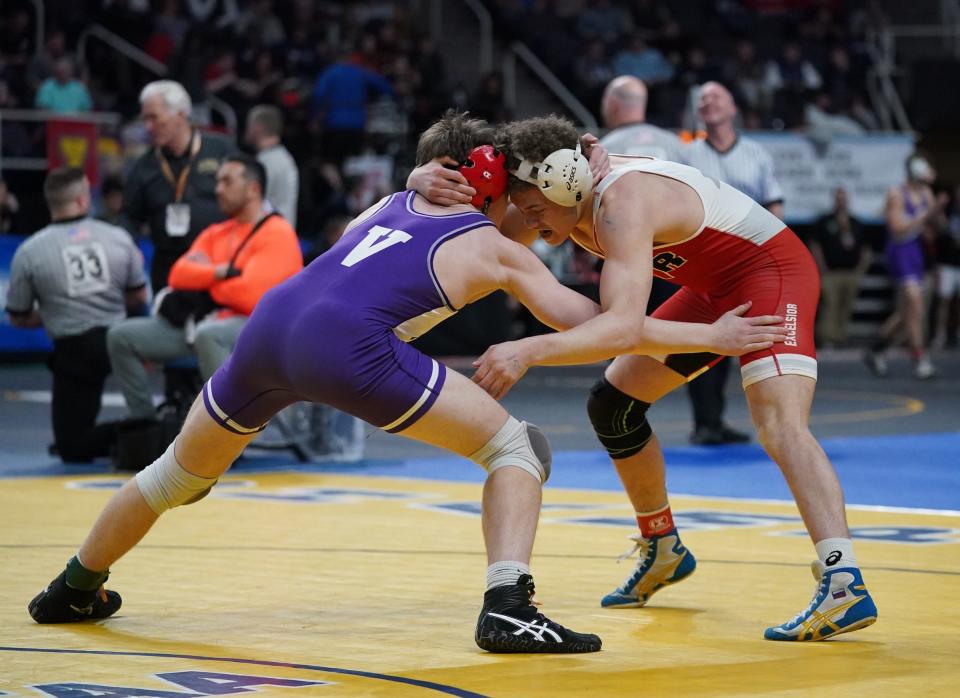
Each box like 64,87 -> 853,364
586,378 -> 653,460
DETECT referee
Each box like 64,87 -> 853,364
122,80 -> 238,292
681,82 -> 785,445
5,168 -> 147,462
686,82 -> 784,218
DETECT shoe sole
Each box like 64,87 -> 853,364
601,564 -> 696,609
765,614 -> 877,642
477,632 -> 601,653
28,588 -> 122,624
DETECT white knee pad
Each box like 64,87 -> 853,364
135,440 -> 218,515
469,417 -> 552,484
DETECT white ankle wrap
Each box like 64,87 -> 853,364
135,440 -> 218,515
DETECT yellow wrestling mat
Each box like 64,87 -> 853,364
2,471 -> 959,697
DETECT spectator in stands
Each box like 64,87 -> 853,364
301,160 -> 350,230
0,80 -> 32,160
804,91 -> 865,142
573,39 -> 615,110
97,175 -> 125,228
722,39 -> 769,114
184,0 -> 240,26
866,153 -> 948,379
599,75 -> 684,161
849,92 -> 880,131
765,40 -> 822,128
5,168 -> 147,462
310,46 -> 395,164
629,0 -> 680,40
0,8 -> 33,101
0,178 -> 20,234
107,155 -> 302,422
283,25 -> 322,87
235,50 -> 283,117
577,0 -> 632,45
468,71 -> 511,125
809,187 -> 870,347
304,214 -> 352,265
34,57 -> 93,113
100,0 -> 153,49
524,1 -> 581,73
236,0 -> 286,48
678,46 -> 725,91
155,0 -> 190,51
245,104 -> 299,228
931,184 -> 960,349
204,46 -> 242,105
681,81 -> 785,445
145,0 -> 189,66
122,80 -> 238,292
822,45 -> 858,114
612,35 -> 675,86
27,29 -> 69,93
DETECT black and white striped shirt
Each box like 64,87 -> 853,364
5,216 -> 146,338
683,136 -> 784,209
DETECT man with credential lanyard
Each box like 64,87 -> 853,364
122,80 -> 239,292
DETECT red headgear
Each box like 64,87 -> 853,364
458,145 -> 507,212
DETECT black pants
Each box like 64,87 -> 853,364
150,249 -> 183,294
49,327 -> 118,462
686,356 -> 731,430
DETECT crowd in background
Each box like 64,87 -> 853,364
487,0 -> 886,136
1,0 -> 958,355
0,0 -> 455,239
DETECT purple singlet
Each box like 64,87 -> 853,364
885,186 -> 929,285
203,191 -> 490,434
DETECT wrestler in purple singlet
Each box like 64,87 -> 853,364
203,190 -> 491,435
885,185 -> 928,285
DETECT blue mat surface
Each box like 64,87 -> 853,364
3,432 -> 957,511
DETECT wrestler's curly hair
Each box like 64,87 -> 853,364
416,110 -> 495,166
496,115 -> 580,192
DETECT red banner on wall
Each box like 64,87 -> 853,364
46,119 -> 99,186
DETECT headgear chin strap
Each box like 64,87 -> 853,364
510,140 -> 593,209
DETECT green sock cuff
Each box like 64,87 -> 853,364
65,555 -> 109,591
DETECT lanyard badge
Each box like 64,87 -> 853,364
157,132 -> 201,237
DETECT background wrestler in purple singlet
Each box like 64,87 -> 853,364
866,153 -> 949,379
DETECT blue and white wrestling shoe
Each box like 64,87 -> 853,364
600,530 -> 697,608
764,561 -> 878,641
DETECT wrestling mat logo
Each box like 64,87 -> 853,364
0,654 -> 487,697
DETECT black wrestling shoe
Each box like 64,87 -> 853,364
28,570 -> 122,624
475,574 -> 601,653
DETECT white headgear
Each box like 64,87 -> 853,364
509,140 -> 593,208
908,156 -> 933,182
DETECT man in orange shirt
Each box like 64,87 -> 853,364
107,154 -> 302,421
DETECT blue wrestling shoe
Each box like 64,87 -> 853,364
600,530 -> 697,608
764,561 -> 877,641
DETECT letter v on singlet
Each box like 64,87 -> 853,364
341,224 -> 413,267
